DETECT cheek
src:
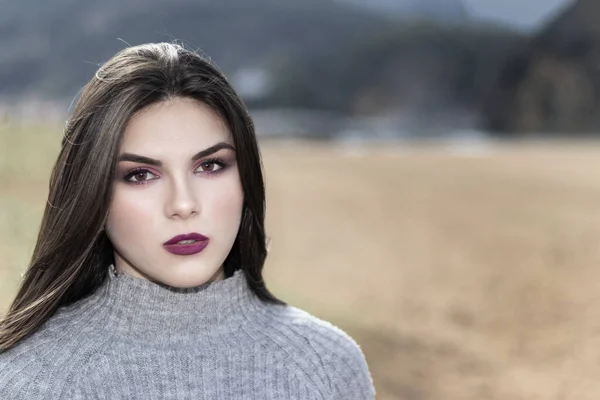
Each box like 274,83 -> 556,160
205,177 -> 244,225
106,189 -> 157,239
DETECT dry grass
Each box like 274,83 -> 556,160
3,122 -> 600,399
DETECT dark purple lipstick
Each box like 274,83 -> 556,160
163,232 -> 209,256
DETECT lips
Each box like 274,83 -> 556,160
163,232 -> 210,256
164,232 -> 209,245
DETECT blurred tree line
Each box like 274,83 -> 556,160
0,0 -> 388,98
263,0 -> 600,135
260,22 -> 524,121
484,0 -> 600,135
0,0 -> 596,135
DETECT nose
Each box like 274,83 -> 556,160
165,175 -> 200,219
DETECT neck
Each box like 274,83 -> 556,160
81,265 -> 265,345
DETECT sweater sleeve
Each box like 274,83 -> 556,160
0,323 -> 93,399
327,335 -> 376,400
0,349 -> 79,399
61,373 -> 90,400
282,306 -> 377,399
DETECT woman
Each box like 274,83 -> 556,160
0,43 -> 375,399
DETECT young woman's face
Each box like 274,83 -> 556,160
106,97 -> 243,288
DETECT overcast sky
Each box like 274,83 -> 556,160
463,0 -> 574,30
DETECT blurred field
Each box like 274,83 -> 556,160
4,123 -> 600,399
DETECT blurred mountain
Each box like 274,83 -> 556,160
0,0 -> 393,99
483,0 -> 600,134
265,22 -> 523,126
334,0 -> 468,22
1,0 -> 532,136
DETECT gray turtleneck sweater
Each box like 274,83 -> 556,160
0,267 -> 375,399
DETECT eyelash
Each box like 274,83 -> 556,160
122,157 -> 228,186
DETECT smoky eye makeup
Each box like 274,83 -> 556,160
118,153 -> 236,185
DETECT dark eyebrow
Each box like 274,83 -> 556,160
117,142 -> 236,166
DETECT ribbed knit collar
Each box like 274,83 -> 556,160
84,264 -> 265,344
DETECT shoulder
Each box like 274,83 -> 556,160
255,303 -> 376,399
0,305 -> 105,399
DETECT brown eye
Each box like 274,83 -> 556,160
201,162 -> 216,172
134,171 -> 148,181
123,169 -> 158,185
195,159 -> 226,174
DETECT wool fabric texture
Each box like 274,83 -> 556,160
0,266 -> 375,399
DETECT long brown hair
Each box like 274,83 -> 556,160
0,42 -> 285,351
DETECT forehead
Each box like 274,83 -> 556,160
120,97 -> 231,154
